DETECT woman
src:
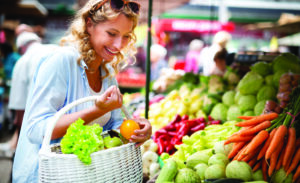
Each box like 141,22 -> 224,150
13,0 -> 151,182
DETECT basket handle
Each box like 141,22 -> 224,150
40,96 -> 131,154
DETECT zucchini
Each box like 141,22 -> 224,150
156,159 -> 178,183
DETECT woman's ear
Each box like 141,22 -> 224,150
86,17 -> 93,33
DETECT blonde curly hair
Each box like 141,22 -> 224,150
60,0 -> 138,79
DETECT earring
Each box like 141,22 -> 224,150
83,36 -> 89,43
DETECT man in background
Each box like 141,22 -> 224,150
0,29 -> 57,156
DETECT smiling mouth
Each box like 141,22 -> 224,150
105,47 -> 119,56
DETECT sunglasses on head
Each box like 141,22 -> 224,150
90,0 -> 140,15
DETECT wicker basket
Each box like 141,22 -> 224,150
39,96 -> 143,183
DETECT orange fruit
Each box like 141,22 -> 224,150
120,119 -> 140,140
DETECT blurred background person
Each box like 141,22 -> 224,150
150,44 -> 168,81
135,45 -> 146,73
184,39 -> 204,74
15,24 -> 34,36
201,31 -> 231,76
211,48 -> 228,76
0,42 -> 20,81
0,30 -> 57,157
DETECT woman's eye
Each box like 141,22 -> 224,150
107,32 -> 116,37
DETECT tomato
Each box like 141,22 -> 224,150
120,119 -> 140,140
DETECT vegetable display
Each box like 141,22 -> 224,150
138,53 -> 300,182
224,83 -> 300,182
153,114 -> 220,155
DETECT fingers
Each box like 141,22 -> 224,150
95,85 -> 123,110
103,85 -> 116,98
134,119 -> 152,134
130,118 -> 152,144
130,134 -> 149,143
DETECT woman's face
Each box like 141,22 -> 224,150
87,13 -> 133,62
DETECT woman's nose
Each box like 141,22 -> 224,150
113,37 -> 122,50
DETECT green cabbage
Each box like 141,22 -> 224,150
257,86 -> 276,101
210,103 -> 228,121
224,69 -> 240,85
251,61 -> 272,77
238,95 -> 257,112
208,75 -> 225,94
272,52 -> 300,74
175,168 -> 201,183
227,105 -> 242,121
254,100 -> 267,116
265,74 -> 274,86
208,153 -> 229,167
205,164 -> 226,179
222,91 -> 236,106
195,163 -> 208,180
234,91 -> 242,104
253,170 -> 264,181
243,111 -> 255,116
273,70 -> 288,88
283,173 -> 293,183
202,95 -> 219,115
226,160 -> 253,181
213,140 -> 233,156
237,71 -> 264,95
272,168 -> 287,183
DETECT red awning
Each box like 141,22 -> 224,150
154,19 -> 235,34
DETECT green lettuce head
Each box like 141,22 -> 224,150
222,91 -> 236,106
251,61 -> 272,77
257,85 -> 276,101
238,95 -> 257,112
210,103 -> 228,121
237,71 -> 264,95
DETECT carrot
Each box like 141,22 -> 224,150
228,142 -> 247,159
296,138 -> 300,148
283,128 -> 296,167
224,134 -> 254,145
240,121 -> 271,136
231,126 -> 252,136
276,143 -> 286,171
234,145 -> 248,161
257,128 -> 277,160
236,112 -> 278,127
253,160 -> 262,172
248,157 -> 257,167
284,144 -> 295,171
268,141 -> 284,176
237,144 -> 249,161
244,130 -> 269,155
242,146 -> 261,162
286,148 -> 300,175
262,159 -> 268,181
293,165 -> 300,182
238,116 -> 254,120
265,125 -> 288,160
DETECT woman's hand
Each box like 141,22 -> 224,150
95,85 -> 122,112
130,118 -> 152,146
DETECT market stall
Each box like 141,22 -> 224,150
131,52 -> 300,183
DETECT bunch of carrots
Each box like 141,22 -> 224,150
225,85 -> 300,182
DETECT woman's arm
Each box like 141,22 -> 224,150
25,50 -> 121,143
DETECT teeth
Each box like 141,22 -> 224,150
107,48 -> 118,54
